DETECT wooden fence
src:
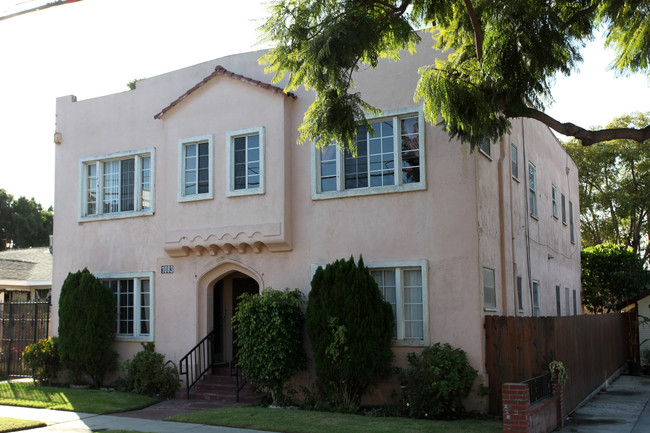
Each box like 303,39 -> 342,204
485,313 -> 634,415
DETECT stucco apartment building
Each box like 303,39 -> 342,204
52,35 -> 581,409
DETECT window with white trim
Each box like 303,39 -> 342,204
569,201 -> 575,243
100,273 -> 153,341
556,285 -> 561,316
565,287 -> 570,316
561,193 -> 567,225
226,127 -> 265,197
483,267 -> 497,310
313,109 -> 426,199
528,162 -> 537,217
80,148 -> 154,221
368,261 -> 428,344
179,135 -> 213,202
511,143 -> 519,180
552,185 -> 558,218
532,280 -> 541,317
479,138 -> 491,158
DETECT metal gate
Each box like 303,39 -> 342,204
0,301 -> 51,378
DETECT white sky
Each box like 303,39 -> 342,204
0,0 -> 648,210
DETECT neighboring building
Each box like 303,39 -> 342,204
52,35 -> 581,410
0,247 -> 52,302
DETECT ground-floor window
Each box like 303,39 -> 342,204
368,260 -> 428,345
99,272 -> 153,341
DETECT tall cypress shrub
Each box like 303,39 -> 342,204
58,268 -> 118,387
306,256 -> 394,409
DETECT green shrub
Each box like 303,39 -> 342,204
119,342 -> 180,399
58,268 -> 118,387
398,343 -> 477,419
233,288 -> 306,406
306,256 -> 394,410
21,337 -> 60,385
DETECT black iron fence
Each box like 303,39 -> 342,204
0,301 -> 51,378
523,371 -> 554,404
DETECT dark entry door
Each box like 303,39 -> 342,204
212,281 -> 224,364
231,278 -> 258,359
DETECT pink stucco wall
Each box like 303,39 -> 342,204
52,33 -> 580,411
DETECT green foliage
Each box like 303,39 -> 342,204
119,342 -> 180,399
261,1 -> 649,149
397,343 -> 477,420
232,288 -> 306,406
581,243 -> 650,313
306,256 -> 394,409
21,337 -> 60,385
0,189 -> 52,250
564,112 -> 650,262
549,360 -> 568,387
58,269 -> 118,387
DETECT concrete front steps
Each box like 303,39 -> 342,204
175,368 -> 267,404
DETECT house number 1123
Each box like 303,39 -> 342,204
161,265 -> 174,274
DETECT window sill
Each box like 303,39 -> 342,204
512,176 -> 520,183
484,307 -> 499,313
479,149 -> 493,160
227,188 -> 265,198
79,209 -> 154,223
530,214 -> 539,221
313,182 -> 426,201
178,193 -> 213,203
114,335 -> 153,343
391,339 -> 428,347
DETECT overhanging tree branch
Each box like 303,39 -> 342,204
518,107 -> 650,145
463,0 -> 483,61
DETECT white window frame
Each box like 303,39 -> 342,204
310,259 -> 429,346
511,143 -> 519,181
178,134 -> 214,202
561,193 -> 567,225
556,285 -> 561,316
517,275 -> 524,313
528,162 -> 538,218
79,148 -> 155,222
97,272 -> 154,342
569,201 -> 575,244
226,126 -> 265,197
311,107 -> 426,200
532,280 -> 541,317
565,287 -> 571,316
483,267 -> 497,311
552,185 -> 558,219
479,138 -> 492,159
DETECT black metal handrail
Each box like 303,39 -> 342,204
523,371 -> 553,405
179,330 -> 215,399
229,355 -> 248,403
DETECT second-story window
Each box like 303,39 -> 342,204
552,185 -> 558,218
528,162 -> 537,217
178,135 -> 213,202
81,148 -> 154,221
226,126 -> 265,197
314,109 -> 425,199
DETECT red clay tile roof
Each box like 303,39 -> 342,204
154,65 -> 296,120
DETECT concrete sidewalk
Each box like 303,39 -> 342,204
557,374 -> 650,433
0,404 -> 271,433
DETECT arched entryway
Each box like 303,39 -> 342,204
208,271 -> 259,365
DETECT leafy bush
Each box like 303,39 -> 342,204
233,288 -> 306,406
119,342 -> 180,399
306,256 -> 394,409
398,343 -> 477,419
58,268 -> 118,387
21,337 -> 60,385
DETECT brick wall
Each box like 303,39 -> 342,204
502,382 -> 565,433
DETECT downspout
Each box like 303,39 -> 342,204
521,118 -> 534,312
497,135 -> 509,314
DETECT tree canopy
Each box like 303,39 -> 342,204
581,243 -> 650,313
0,189 -> 52,251
260,0 -> 650,152
565,112 -> 650,262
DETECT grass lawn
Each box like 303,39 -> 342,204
167,406 -> 503,433
0,382 -> 158,414
0,417 -> 45,432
